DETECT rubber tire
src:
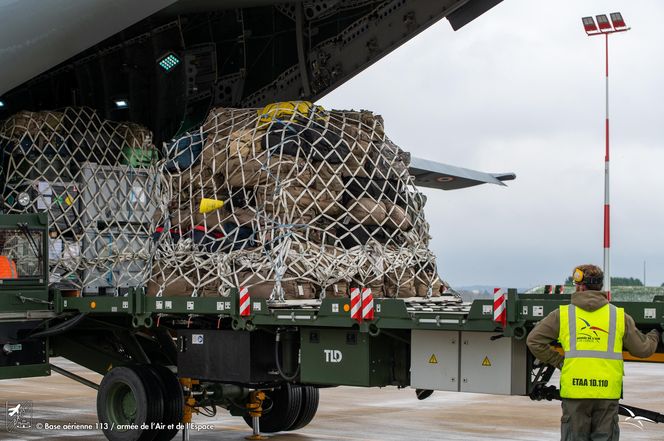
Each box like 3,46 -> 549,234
287,385 -> 319,431
133,366 -> 166,441
148,365 -> 184,441
243,384 -> 303,433
97,366 -> 164,441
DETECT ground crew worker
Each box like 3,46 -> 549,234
527,264 -> 660,441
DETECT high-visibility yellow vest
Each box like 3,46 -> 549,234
559,303 -> 625,399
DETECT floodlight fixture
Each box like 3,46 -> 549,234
596,14 -> 612,32
583,12 -> 629,36
582,17 -> 599,35
157,52 -> 181,73
610,12 -> 627,30
114,99 -> 129,109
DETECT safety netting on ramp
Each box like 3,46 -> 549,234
0,103 -> 445,301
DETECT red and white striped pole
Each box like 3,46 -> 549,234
603,32 -> 611,300
583,14 -> 630,301
350,287 -> 362,321
493,288 -> 506,328
239,286 -> 251,316
361,288 -> 374,321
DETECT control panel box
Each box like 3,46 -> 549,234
459,331 -> 527,395
177,329 -> 276,384
410,330 -> 527,395
411,330 -> 459,392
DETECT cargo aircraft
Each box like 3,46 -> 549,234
0,0 -> 514,190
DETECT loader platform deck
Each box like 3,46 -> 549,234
55,288 -> 664,338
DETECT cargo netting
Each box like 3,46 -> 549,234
0,107 -> 158,293
0,103 -> 445,300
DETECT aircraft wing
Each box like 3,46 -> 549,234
409,157 -> 516,191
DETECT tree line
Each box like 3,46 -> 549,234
564,276 -> 645,286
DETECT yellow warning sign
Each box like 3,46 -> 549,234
482,356 -> 492,367
429,354 -> 438,364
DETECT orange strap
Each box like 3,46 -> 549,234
0,256 -> 18,279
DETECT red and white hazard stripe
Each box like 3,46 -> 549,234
239,286 -> 251,316
361,288 -> 374,321
350,287 -> 362,321
493,288 -> 507,328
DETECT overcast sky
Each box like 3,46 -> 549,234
319,0 -> 664,289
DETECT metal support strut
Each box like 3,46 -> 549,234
245,390 -> 268,440
180,378 -> 199,441
50,364 -> 99,390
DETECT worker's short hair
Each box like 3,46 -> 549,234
572,264 -> 603,291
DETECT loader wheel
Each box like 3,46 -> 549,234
147,365 -> 184,441
97,365 -> 164,441
243,384 -> 302,433
287,385 -> 319,431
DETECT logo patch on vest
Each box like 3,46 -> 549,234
578,317 -> 608,341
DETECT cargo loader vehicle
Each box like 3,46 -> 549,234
1,213 -> 664,440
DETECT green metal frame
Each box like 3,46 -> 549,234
0,363 -> 50,380
54,288 -> 664,335
0,213 -> 50,313
0,214 -> 51,380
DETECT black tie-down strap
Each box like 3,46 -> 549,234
530,381 -> 664,424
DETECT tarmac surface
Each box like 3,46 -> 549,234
1,359 -> 664,441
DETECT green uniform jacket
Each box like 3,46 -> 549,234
526,290 -> 659,369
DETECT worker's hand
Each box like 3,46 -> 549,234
652,328 -> 664,343
646,328 -> 662,345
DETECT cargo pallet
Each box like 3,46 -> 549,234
2,213 -> 663,441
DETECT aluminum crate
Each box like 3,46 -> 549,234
79,162 -> 158,226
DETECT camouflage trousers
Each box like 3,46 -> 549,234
561,399 -> 620,441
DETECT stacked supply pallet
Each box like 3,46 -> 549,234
151,102 -> 443,300
0,107 -> 159,294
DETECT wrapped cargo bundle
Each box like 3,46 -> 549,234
0,107 -> 159,294
0,103 -> 445,299
152,102 -> 444,300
